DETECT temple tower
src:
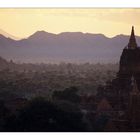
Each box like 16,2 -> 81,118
128,26 -> 137,49
118,26 -> 140,88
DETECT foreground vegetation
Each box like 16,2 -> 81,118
0,58 -> 119,131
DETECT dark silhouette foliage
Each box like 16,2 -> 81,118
4,97 -> 85,132
52,86 -> 80,104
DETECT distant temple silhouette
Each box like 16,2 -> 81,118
119,26 -> 140,84
116,26 -> 140,131
96,26 -> 140,131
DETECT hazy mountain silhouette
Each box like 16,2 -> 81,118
0,31 -> 140,63
0,29 -> 20,40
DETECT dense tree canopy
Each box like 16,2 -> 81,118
4,97 -> 85,132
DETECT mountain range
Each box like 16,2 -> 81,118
0,29 -> 20,40
0,30 -> 139,63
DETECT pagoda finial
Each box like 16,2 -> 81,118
128,26 -> 137,49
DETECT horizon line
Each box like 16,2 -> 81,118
0,29 -> 137,41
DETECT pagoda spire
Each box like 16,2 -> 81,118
128,26 -> 137,49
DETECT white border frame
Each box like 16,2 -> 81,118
0,0 -> 140,139
0,0 -> 140,7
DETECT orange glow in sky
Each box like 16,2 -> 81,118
0,9 -> 140,39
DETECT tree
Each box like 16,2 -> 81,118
4,97 -> 85,132
52,86 -> 80,104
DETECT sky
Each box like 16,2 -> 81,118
0,8 -> 140,39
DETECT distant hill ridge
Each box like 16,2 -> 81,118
0,29 -> 20,40
0,30 -> 140,63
